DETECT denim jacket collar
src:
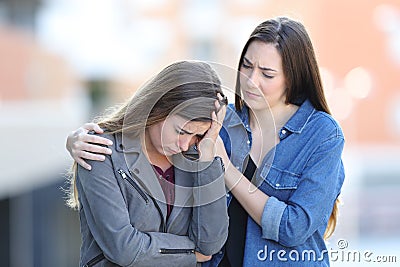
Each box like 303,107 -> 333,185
226,100 -> 315,135
283,99 -> 315,134
225,104 -> 251,132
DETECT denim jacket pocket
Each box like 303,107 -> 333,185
263,166 -> 300,190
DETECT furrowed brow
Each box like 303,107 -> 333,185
243,57 -> 252,65
259,66 -> 277,72
178,128 -> 193,135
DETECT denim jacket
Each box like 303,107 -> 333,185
204,99 -> 345,267
76,132 -> 228,267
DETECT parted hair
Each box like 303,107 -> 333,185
97,60 -> 225,135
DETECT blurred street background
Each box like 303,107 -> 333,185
0,0 -> 399,266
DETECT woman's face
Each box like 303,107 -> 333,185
239,40 -> 287,110
147,115 -> 211,156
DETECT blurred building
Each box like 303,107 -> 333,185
1,0 -> 399,266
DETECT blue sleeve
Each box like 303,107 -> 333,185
219,125 -> 231,158
261,135 -> 345,247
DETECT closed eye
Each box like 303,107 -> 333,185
242,62 -> 252,69
176,129 -> 186,135
262,73 -> 274,79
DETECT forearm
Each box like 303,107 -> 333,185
133,232 -> 197,267
190,198 -> 228,255
224,161 -> 269,226
190,157 -> 229,255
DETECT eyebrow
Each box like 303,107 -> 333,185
243,57 -> 277,72
177,126 -> 207,138
179,128 -> 193,135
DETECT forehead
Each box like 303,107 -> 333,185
245,40 -> 282,70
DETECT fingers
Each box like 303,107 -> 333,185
69,137 -> 112,162
216,92 -> 228,105
197,110 -> 220,161
202,98 -> 226,142
76,150 -> 106,162
79,143 -> 112,155
188,94 -> 228,162
195,252 -> 212,262
71,149 -> 108,171
66,123 -> 113,171
216,104 -> 226,124
209,99 -> 226,132
75,158 -> 93,171
78,133 -> 113,146
82,122 -> 104,133
215,94 -> 227,123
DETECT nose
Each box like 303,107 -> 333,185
178,135 -> 197,152
246,69 -> 260,89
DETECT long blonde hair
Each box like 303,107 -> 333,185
66,61 -> 226,210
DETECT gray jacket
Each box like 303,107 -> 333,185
76,132 -> 228,267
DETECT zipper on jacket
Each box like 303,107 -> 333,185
159,248 -> 195,254
121,169 -> 167,233
118,169 -> 149,204
150,197 -> 167,233
84,253 -> 105,267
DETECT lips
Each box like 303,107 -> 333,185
245,90 -> 261,98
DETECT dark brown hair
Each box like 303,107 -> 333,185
235,17 -> 338,239
235,17 -> 330,114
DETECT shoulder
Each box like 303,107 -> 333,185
224,104 -> 237,121
88,130 -> 117,144
77,131 -> 118,175
292,100 -> 343,140
223,104 -> 246,127
309,111 -> 344,140
88,131 -> 132,153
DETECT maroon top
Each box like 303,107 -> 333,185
152,165 -> 175,221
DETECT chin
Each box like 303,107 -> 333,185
244,99 -> 268,110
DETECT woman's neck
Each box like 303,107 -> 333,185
143,131 -> 172,172
249,102 -> 298,132
248,102 -> 299,165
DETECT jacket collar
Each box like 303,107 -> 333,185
114,132 -> 165,204
224,99 -> 315,135
283,99 -> 315,134
224,104 -> 251,132
113,131 -> 193,220
115,131 -> 142,153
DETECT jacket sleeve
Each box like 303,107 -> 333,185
77,154 -> 197,267
188,157 -> 229,255
260,134 -> 345,247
